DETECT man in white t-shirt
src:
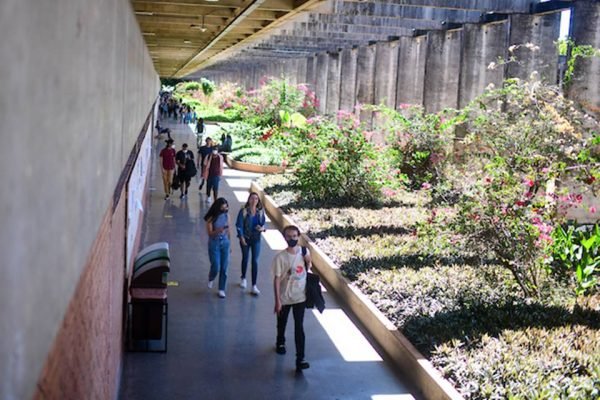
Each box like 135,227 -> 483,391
272,225 -> 312,371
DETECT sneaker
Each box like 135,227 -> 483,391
180,192 -> 184,199
207,280 -> 214,289
240,278 -> 247,289
251,285 -> 260,295
218,290 -> 226,298
206,196 -> 211,204
296,360 -> 310,370
275,344 -> 286,355
164,194 -> 169,200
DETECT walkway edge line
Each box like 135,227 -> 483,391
252,181 -> 464,400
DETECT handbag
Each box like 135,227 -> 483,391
171,172 -> 180,190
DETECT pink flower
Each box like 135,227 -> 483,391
421,182 -> 432,190
398,103 -> 411,109
320,161 -> 328,173
590,206 -> 597,214
281,159 -> 288,168
515,200 -> 526,207
523,178 -> 535,187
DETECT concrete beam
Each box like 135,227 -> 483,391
423,29 -> 462,112
315,53 -> 329,113
339,0 -> 532,13
459,21 -> 508,108
298,21 -> 416,36
507,12 -> 560,83
567,0 -> 600,115
396,35 -> 428,107
311,13 -> 450,29
326,51 -> 343,113
356,43 -> 377,126
340,47 -> 359,111
334,1 -> 483,23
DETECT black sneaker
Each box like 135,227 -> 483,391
275,345 -> 286,355
296,360 -> 310,370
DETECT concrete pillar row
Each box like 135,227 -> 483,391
424,29 -> 463,113
305,56 -> 317,89
339,47 -> 358,112
326,51 -> 342,114
459,21 -> 508,108
507,12 -> 561,83
567,0 -> 600,115
396,35 -> 427,109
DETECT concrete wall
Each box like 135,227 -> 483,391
459,21 -> 508,108
0,0 -> 160,399
424,29 -> 463,113
567,0 -> 600,115
396,35 -> 427,108
507,13 -> 560,83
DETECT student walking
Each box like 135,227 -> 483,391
235,192 -> 266,295
159,139 -> 176,200
196,137 -> 213,192
204,198 -> 231,298
272,225 -> 312,371
176,143 -> 196,199
202,145 -> 223,204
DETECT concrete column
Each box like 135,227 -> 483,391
296,58 -> 308,85
424,29 -> 463,113
326,51 -> 342,114
567,0 -> 600,115
356,43 -> 377,127
315,52 -> 329,114
459,21 -> 508,108
374,40 -> 399,109
396,35 -> 427,108
507,13 -> 560,83
284,59 -> 298,84
306,56 -> 317,91
340,47 -> 358,111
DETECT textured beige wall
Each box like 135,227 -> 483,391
0,1 -> 159,399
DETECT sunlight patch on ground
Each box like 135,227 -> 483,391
371,395 -> 415,400
233,190 -> 252,203
313,309 -> 382,362
225,178 -> 253,189
263,229 -> 287,250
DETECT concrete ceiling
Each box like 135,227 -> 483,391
132,0 -> 570,78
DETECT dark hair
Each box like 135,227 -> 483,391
244,192 -> 263,210
283,225 -> 300,236
204,197 -> 228,221
182,143 -> 188,148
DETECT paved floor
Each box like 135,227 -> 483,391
119,120 -> 418,400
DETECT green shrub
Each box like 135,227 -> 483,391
549,223 -> 600,295
200,78 -> 215,97
184,81 -> 200,91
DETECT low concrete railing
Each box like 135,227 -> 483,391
251,181 -> 464,400
224,154 -> 285,174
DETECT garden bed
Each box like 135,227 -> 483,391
258,173 -> 600,400
224,154 -> 285,174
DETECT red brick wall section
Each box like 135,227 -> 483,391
34,189 -> 126,400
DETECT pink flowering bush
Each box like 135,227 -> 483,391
433,79 -> 600,297
291,111 -> 397,205
370,104 -> 460,190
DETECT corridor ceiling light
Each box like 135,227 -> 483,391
142,32 -> 156,36
135,11 -> 154,16
184,40 -> 192,44
205,0 -> 219,2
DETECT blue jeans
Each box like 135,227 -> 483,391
206,176 -> 220,197
240,239 -> 261,285
208,236 -> 230,291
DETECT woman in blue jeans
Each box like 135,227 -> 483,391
204,197 -> 231,298
235,192 -> 266,295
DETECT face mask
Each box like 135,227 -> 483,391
286,239 -> 298,248
212,150 -> 218,155
221,208 -> 228,214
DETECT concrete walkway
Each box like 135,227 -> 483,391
119,120 -> 418,400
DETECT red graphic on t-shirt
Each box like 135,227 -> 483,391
296,266 -> 304,274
